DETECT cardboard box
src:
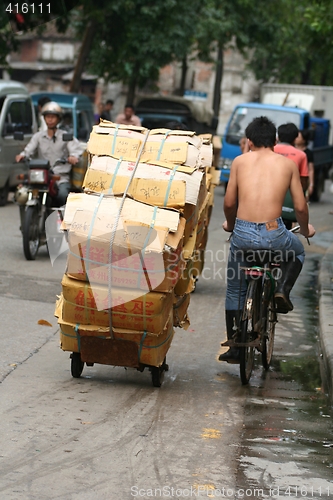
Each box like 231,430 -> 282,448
195,193 -> 211,249
174,258 -> 196,296
57,307 -> 175,367
66,212 -> 186,293
87,123 -> 148,160
96,121 -> 147,135
212,135 -> 222,168
83,168 -> 186,209
191,249 -> 205,276
60,274 -> 173,333
198,226 -> 209,251
140,130 -> 202,168
182,171 -> 208,243
199,142 -> 213,168
148,128 -> 202,148
86,156 -> 204,206
173,293 -> 191,329
63,193 -> 180,232
209,167 -> 221,186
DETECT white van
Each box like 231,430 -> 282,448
0,80 -> 37,205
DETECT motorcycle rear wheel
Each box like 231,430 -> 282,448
23,206 -> 40,260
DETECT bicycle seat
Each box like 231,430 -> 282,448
243,249 -> 279,266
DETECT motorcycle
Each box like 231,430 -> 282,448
16,157 -> 68,260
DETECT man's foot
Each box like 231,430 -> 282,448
275,292 -> 293,314
219,348 -> 240,363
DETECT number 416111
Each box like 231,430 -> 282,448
6,3 -> 51,14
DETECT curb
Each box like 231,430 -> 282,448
319,247 -> 333,402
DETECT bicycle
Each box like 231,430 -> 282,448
223,225 -> 303,385
238,249 -> 279,384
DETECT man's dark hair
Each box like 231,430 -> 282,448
125,103 -> 135,110
245,116 -> 276,148
38,96 -> 51,108
106,99 -> 114,106
300,128 -> 314,145
277,122 -> 299,144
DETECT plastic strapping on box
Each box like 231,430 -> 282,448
108,157 -> 123,194
163,164 -> 179,207
74,323 -> 81,351
136,205 -> 158,291
117,327 -> 174,363
140,327 -> 174,351
85,193 -> 105,281
83,282 -> 89,323
87,152 -> 92,169
107,129 -> 151,338
111,125 -> 120,155
138,331 -> 147,361
156,130 -> 172,161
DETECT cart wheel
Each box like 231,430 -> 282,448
150,357 -> 168,387
151,366 -> 163,387
70,352 -> 84,378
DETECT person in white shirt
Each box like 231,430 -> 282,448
16,101 -> 82,205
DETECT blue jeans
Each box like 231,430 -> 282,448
56,182 -> 71,206
226,217 -> 305,310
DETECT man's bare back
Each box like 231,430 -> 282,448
235,148 -> 298,221
224,144 -> 314,238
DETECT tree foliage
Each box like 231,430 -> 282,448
243,0 -> 333,85
0,0 -> 78,66
81,0 -> 204,101
2,0 -> 333,97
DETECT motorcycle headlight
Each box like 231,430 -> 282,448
29,169 -> 47,183
15,186 -> 29,205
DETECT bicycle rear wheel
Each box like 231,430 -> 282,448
262,296 -> 276,370
239,280 -> 259,385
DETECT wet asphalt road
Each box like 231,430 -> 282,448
0,185 -> 332,499
235,255 -> 333,498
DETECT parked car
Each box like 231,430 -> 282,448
0,79 -> 38,206
135,95 -> 218,135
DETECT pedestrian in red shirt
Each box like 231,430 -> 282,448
274,123 -> 309,192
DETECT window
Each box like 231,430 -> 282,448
77,111 -> 91,140
3,100 -> 33,136
60,109 -> 74,134
226,107 -> 302,145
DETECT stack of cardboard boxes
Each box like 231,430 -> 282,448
55,122 -> 218,368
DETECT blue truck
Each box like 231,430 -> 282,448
219,102 -> 333,201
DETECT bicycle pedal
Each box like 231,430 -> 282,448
221,339 -> 237,347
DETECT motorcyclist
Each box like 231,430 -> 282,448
15,101 -> 82,206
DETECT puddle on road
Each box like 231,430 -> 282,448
235,257 -> 333,499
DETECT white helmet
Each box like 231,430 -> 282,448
15,185 -> 29,205
41,101 -> 63,119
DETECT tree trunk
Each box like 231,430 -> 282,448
179,56 -> 188,96
69,19 -> 98,93
213,40 -> 224,119
301,60 -> 312,85
126,80 -> 137,104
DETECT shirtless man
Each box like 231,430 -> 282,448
219,116 -> 315,363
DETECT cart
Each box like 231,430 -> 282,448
59,316 -> 174,387
70,345 -> 169,388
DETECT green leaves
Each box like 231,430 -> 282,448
3,0 -> 333,95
